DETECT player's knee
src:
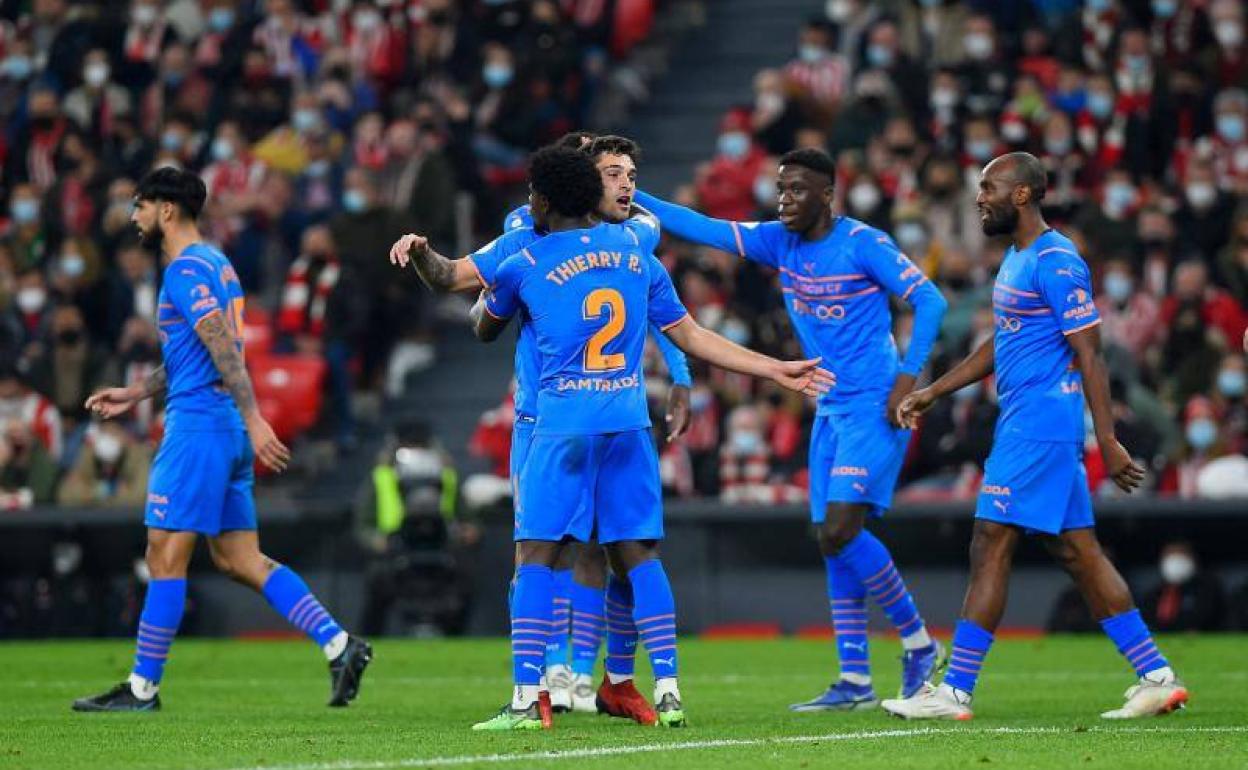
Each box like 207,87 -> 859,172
209,549 -> 241,581
145,539 -> 189,579
573,547 -> 607,586
818,512 -> 864,554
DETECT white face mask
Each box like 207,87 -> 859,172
1215,21 -> 1243,48
94,432 -> 124,464
1185,182 -> 1216,210
1160,554 -> 1195,585
848,182 -> 881,213
84,62 -> 110,87
825,0 -> 854,23
132,3 -> 158,26
16,286 -> 46,314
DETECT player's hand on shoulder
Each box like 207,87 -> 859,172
895,387 -> 936,430
245,414 -> 292,473
1102,439 -> 1145,494
772,357 -> 835,398
389,233 -> 429,268
85,386 -> 139,419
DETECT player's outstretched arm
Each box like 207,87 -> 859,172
662,316 -> 833,397
389,233 -> 482,293
470,292 -> 510,343
195,313 -> 291,473
85,366 -> 167,419
896,336 -> 995,429
633,191 -> 746,254
1067,325 -> 1145,493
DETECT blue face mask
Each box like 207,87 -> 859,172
967,138 -> 995,161
1218,369 -> 1246,398
1125,54 -> 1150,74
1087,0 -> 1111,12
730,431 -> 763,455
1186,418 -> 1217,451
10,199 -> 39,224
1217,114 -> 1245,143
343,189 -> 368,213
1152,0 -> 1177,18
866,44 -> 894,69
293,109 -> 320,133
209,7 -> 235,31
2,55 -> 33,80
211,137 -> 234,162
1105,182 -> 1135,212
1087,92 -> 1114,119
798,44 -> 825,63
483,64 -> 513,89
717,131 -> 750,160
1104,272 -> 1133,303
161,130 -> 183,151
305,159 -> 330,179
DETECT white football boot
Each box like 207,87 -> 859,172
881,682 -> 973,721
1101,672 -> 1189,719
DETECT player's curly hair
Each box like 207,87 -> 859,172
555,131 -> 596,150
779,147 -> 836,184
586,135 -> 640,162
135,166 -> 207,219
529,145 -> 603,219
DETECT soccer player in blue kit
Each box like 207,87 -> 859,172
634,148 -> 948,711
390,135 -> 690,724
72,169 -> 371,712
468,146 -> 832,730
884,153 -> 1187,721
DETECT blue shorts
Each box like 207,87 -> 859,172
516,429 -> 662,544
145,428 -> 256,536
510,417 -> 536,538
975,436 -> 1093,535
808,410 -> 911,523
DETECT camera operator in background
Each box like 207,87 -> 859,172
354,421 -> 478,637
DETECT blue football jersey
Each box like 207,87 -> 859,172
472,215 -> 664,420
503,204 -> 533,232
157,243 -> 245,430
485,223 -> 687,435
992,229 -> 1101,443
729,217 -> 934,414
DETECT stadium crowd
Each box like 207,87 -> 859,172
629,0 -> 1248,503
0,0 -> 670,508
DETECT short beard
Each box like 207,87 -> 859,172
138,223 -> 163,251
981,205 -> 1019,236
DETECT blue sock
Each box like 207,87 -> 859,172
944,619 -> 994,694
629,560 -> 678,680
605,574 -> 638,679
262,566 -> 343,648
546,568 -> 573,670
840,531 -> 929,644
1101,609 -> 1169,678
569,580 -> 605,677
825,556 -> 870,682
132,578 -> 187,683
512,564 -> 554,686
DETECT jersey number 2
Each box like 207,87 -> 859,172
583,288 -> 626,372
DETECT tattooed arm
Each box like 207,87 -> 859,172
388,233 -> 482,293
84,365 -> 167,419
195,312 -> 291,472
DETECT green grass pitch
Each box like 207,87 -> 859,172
3,636 -> 1246,770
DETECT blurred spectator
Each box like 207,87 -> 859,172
377,119 -> 456,250
719,404 -> 772,504
0,359 -> 61,463
696,109 -> 768,223
63,48 -> 133,139
25,304 -> 114,434
1141,542 -> 1227,631
782,20 -> 849,131
898,0 -> 972,70
1161,260 -> 1247,352
56,421 -> 151,507
1176,158 -> 1237,273
1097,256 -> 1162,359
0,419 -> 57,509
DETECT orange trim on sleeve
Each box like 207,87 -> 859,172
467,257 -> 487,289
660,313 -> 691,332
191,308 -> 224,331
1063,318 -> 1102,336
483,304 -> 508,321
901,276 -> 928,301
729,222 -> 746,259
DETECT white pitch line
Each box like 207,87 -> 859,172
218,725 -> 1248,770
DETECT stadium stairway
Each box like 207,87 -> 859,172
632,0 -> 818,195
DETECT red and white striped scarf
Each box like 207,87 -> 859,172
278,256 -> 340,338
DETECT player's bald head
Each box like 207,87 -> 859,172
984,152 -> 1046,208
